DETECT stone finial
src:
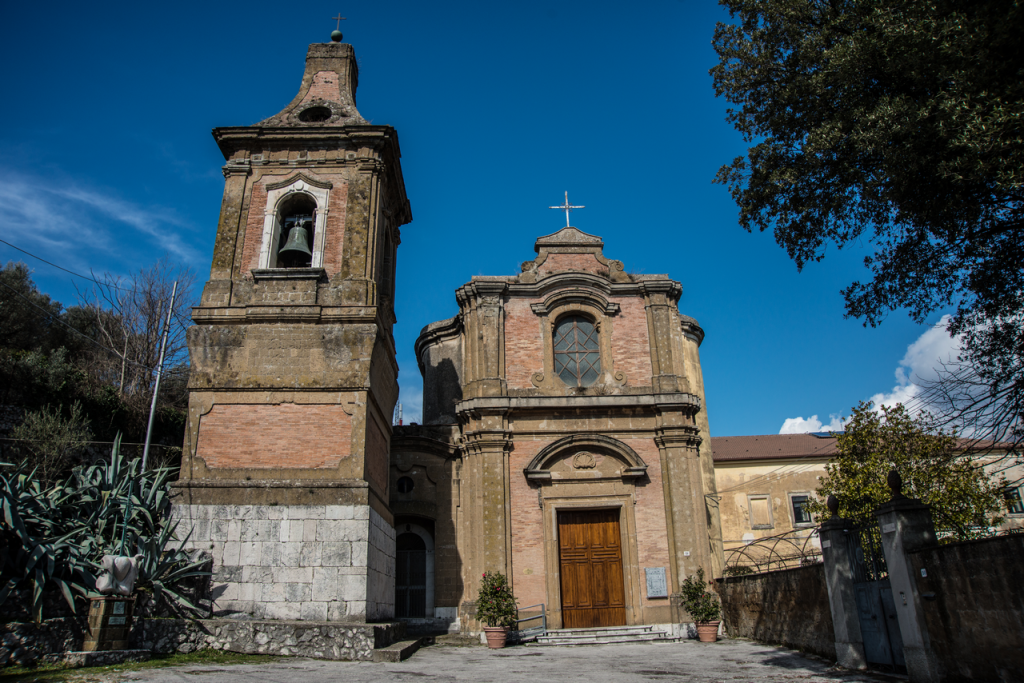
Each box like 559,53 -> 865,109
887,468 -> 905,500
826,494 -> 839,518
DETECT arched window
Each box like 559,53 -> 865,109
275,193 -> 317,268
554,315 -> 601,386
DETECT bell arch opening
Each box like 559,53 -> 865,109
275,192 -> 317,268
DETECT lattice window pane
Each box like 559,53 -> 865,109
554,316 -> 602,387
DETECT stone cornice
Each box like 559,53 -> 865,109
191,305 -> 382,325
455,393 -> 701,414
654,426 -> 703,450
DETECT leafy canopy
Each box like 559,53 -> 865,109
805,402 -> 1006,540
711,0 -> 1024,441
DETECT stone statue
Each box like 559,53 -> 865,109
95,554 -> 143,596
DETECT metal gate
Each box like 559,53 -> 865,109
846,523 -> 905,671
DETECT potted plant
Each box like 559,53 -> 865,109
476,571 -> 518,649
680,567 -> 721,643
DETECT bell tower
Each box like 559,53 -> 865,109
173,34 -> 411,622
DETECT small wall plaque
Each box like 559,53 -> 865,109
113,601 -> 126,615
645,567 -> 668,598
108,616 -> 127,626
882,523 -> 896,533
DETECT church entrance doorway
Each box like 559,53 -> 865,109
395,533 -> 427,618
557,508 -> 626,628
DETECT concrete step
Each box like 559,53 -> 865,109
372,638 -> 423,662
431,633 -> 482,647
532,625 -> 679,647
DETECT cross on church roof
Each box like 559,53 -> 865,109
333,13 -> 347,29
549,191 -> 584,228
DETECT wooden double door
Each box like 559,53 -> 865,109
558,509 -> 627,628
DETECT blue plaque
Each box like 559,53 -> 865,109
645,567 -> 668,598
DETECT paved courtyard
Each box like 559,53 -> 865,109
113,640 -> 897,683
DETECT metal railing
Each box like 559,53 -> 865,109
510,603 -> 546,642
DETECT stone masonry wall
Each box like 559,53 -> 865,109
171,504 -> 395,621
717,564 -> 835,660
909,534 -> 1024,683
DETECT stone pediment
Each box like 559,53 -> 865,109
533,227 -> 604,251
520,226 -> 630,284
524,434 -> 648,482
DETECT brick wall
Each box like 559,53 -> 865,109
537,253 -> 608,277
240,182 -> 268,274
626,438 -> 672,612
909,535 -> 1024,683
610,298 -> 653,386
195,404 -> 352,469
300,71 -> 342,105
505,299 -> 544,389
509,440 -> 548,609
717,564 -> 836,660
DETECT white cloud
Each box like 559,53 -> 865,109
780,414 -> 846,435
779,316 -> 963,434
0,170 -> 200,271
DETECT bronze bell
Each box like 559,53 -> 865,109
279,220 -> 312,259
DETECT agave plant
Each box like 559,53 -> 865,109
0,434 -> 208,622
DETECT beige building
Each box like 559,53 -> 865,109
710,434 -> 1023,573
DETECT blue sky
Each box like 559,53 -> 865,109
0,1 -> 959,436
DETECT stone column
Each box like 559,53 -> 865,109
875,474 -> 940,683
819,509 -> 867,670
641,281 -> 688,394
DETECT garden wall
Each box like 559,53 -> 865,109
909,534 -> 1024,683
717,564 -> 835,659
1,617 -> 404,666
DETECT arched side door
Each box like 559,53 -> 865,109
395,533 -> 427,618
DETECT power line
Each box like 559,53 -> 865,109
0,237 -> 135,292
0,280 -> 154,370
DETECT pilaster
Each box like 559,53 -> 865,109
457,407 -> 512,628
819,516 -> 868,670
875,492 -> 941,683
654,418 -> 708,592
457,281 -> 508,399
641,281 -> 689,394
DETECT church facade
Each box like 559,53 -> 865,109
394,228 -> 725,631
174,37 -> 724,632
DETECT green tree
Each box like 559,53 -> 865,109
0,261 -> 64,352
711,1 -> 1024,443
805,402 -> 1006,540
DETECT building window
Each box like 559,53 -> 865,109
747,495 -> 773,530
553,315 -> 601,387
1004,486 -> 1024,515
790,494 -> 813,525
396,476 -> 415,494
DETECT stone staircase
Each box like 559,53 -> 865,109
529,625 -> 680,647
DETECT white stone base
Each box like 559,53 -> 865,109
170,504 -> 396,621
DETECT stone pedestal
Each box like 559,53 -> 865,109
818,518 -> 867,670
83,596 -> 135,652
875,498 -> 940,683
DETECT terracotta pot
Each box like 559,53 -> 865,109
484,626 -> 508,649
696,621 -> 720,643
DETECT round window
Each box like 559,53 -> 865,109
396,476 -> 414,494
298,106 -> 332,122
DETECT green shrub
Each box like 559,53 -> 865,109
680,567 -> 721,624
475,571 -> 518,628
